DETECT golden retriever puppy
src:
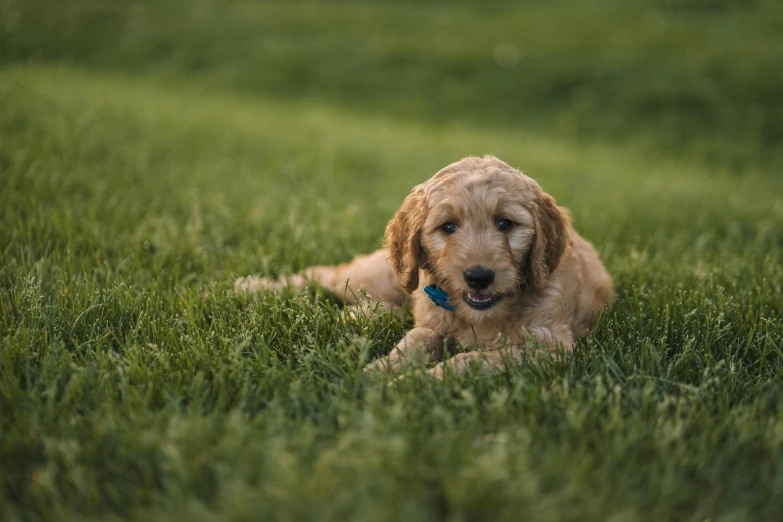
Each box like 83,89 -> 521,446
236,155 -> 614,377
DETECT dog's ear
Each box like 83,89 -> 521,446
384,189 -> 427,293
528,189 -> 572,289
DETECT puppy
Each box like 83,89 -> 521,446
236,155 -> 614,377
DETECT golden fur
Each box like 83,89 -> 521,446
236,156 -> 614,377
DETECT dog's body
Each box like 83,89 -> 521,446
237,156 -> 613,377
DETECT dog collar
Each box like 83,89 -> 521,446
423,285 -> 456,312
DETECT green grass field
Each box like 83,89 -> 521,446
2,1 -> 782,520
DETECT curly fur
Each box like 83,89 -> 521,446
236,156 -> 614,377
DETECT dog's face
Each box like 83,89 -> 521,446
385,156 -> 571,322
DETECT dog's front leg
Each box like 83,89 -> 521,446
427,349 -> 522,379
526,324 -> 575,353
363,327 -> 446,373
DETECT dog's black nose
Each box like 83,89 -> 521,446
464,267 -> 495,290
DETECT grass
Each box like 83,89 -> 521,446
1,1 -> 783,521
4,0 -> 783,170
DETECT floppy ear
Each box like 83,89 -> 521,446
384,189 -> 427,293
528,189 -> 572,289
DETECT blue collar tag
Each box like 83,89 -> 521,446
424,285 -> 456,312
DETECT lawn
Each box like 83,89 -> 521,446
1,1 -> 782,521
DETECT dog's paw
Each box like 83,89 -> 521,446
234,275 -> 283,295
427,364 -> 445,380
386,369 -> 425,388
362,358 -> 390,374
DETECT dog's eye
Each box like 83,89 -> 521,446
496,219 -> 512,231
440,222 -> 457,234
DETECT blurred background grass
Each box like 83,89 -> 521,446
3,0 -> 782,170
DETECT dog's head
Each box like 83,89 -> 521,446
385,155 -> 572,320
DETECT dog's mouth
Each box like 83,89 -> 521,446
462,292 -> 501,310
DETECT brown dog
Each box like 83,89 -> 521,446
236,156 -> 614,377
